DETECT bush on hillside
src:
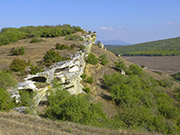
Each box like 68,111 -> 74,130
10,58 -> 26,72
0,25 -> 83,45
78,45 -> 86,50
55,43 -> 74,50
156,93 -> 177,119
45,90 -> 107,127
85,76 -> 93,84
64,35 -> 84,41
43,50 -> 64,64
0,70 -> 16,111
127,64 -> 142,75
30,37 -> 43,43
0,88 -> 15,111
0,70 -> 17,89
86,53 -> 98,65
114,60 -> 127,72
171,72 -> 180,81
80,73 -> 87,79
30,65 -> 44,75
19,90 -> 34,107
0,28 -> 26,45
158,79 -> 173,88
103,72 -> 180,134
10,47 -> 25,55
99,54 -> 109,65
83,87 -> 91,93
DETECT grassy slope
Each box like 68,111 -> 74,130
1,39 -> 178,134
0,111 -> 156,135
107,37 -> 180,56
0,43 -> 163,135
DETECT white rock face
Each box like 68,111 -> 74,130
97,41 -> 104,49
10,33 -> 97,107
69,66 -> 80,73
18,81 -> 37,90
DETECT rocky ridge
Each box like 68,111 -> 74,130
10,32 -> 97,108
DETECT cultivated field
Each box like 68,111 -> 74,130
122,56 -> 180,74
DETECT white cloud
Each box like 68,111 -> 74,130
99,27 -> 113,30
166,21 -> 176,25
99,26 -> 127,33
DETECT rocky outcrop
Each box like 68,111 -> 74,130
10,32 -> 97,107
97,41 -> 105,49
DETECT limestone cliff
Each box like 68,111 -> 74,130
11,32 -> 97,107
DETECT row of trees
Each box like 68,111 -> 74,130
0,25 -> 83,45
122,50 -> 180,56
109,37 -> 180,56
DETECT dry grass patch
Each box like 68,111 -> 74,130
0,112 -> 158,135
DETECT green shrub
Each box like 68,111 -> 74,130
127,64 -> 142,75
83,87 -> 91,93
0,25 -> 83,45
171,72 -> 180,81
30,37 -> 43,43
79,45 -> 86,50
10,47 -> 25,55
99,54 -> 109,65
174,87 -> 180,101
55,43 -> 73,50
86,53 -> 98,65
10,58 -> 26,72
158,79 -> 173,88
0,88 -> 15,111
0,70 -> 16,89
80,73 -> 87,79
85,76 -> 93,84
43,50 -> 64,64
64,35 -> 84,41
45,90 -> 107,127
19,90 -> 34,107
30,65 -> 44,75
156,93 -> 177,119
114,60 -> 127,72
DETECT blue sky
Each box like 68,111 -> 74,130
0,0 -> 180,44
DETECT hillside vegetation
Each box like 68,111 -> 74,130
0,24 -> 83,45
1,25 -> 180,134
108,37 -> 180,56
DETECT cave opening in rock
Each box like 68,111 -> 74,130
30,76 -> 47,83
24,89 -> 33,93
65,85 -> 74,90
54,66 -> 69,73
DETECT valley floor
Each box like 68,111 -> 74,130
122,56 -> 180,74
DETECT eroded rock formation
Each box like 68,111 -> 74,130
10,32 -> 97,107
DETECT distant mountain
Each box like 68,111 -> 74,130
101,39 -> 131,45
107,37 -> 180,56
